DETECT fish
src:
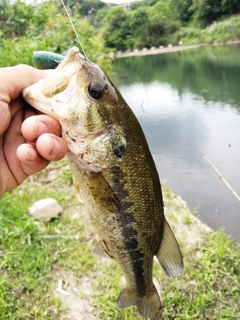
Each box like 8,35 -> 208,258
23,46 -> 183,319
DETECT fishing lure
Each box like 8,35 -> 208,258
32,51 -> 64,69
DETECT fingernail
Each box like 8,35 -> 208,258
35,121 -> 48,135
26,146 -> 38,161
27,149 -> 31,160
49,137 -> 60,155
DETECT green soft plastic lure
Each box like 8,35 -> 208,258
33,51 -> 65,69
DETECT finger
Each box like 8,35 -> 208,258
3,108 -> 26,184
0,101 -> 11,135
0,65 -> 47,135
36,133 -> 67,161
16,144 -> 49,176
22,114 -> 62,142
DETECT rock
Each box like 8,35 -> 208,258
28,198 -> 63,221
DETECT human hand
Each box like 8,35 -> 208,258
0,64 -> 67,196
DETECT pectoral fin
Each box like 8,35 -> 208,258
73,176 -> 84,204
92,239 -> 113,259
156,219 -> 183,277
86,172 -> 120,212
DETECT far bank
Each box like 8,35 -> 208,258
115,40 -> 240,59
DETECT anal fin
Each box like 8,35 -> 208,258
156,219 -> 183,277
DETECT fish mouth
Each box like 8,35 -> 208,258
23,47 -> 85,120
57,47 -> 85,70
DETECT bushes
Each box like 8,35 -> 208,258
0,1 -> 112,72
176,15 -> 240,45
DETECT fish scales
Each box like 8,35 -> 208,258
69,128 -> 163,293
23,47 -> 183,319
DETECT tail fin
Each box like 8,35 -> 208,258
117,287 -> 163,319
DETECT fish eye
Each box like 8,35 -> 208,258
88,82 -> 104,99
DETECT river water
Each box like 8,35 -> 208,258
112,44 -> 240,242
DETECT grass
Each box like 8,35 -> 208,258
161,230 -> 240,319
0,159 -> 239,319
0,194 -> 64,319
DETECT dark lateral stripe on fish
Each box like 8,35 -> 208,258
109,166 -> 147,297
120,221 -> 146,297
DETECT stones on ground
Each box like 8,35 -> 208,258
28,198 -> 63,221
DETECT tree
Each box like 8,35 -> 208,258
104,7 -> 132,51
0,0 -> 34,37
130,8 -> 150,48
221,0 -> 240,16
170,0 -> 193,23
190,0 -> 223,26
77,0 -> 106,17
147,1 -> 180,46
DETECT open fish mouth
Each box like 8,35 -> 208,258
23,47 -> 85,120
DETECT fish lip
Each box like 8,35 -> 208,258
58,46 -> 85,70
23,85 -> 60,120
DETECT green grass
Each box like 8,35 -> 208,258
161,230 -> 240,319
0,159 -> 239,319
0,194 -> 64,319
0,159 -> 91,319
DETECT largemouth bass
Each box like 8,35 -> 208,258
23,47 -> 183,319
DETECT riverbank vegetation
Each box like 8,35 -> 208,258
102,1 -> 240,51
0,160 -> 239,319
1,0 -> 240,68
0,0 -> 112,70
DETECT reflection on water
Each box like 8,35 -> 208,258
112,44 -> 240,242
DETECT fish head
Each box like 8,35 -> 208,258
23,47 -> 127,171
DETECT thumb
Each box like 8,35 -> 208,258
0,64 -> 46,102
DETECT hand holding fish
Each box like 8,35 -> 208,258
0,65 -> 67,196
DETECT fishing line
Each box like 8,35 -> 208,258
60,0 -> 88,59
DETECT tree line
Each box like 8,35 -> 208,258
65,0 -> 240,51
0,0 -> 240,66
